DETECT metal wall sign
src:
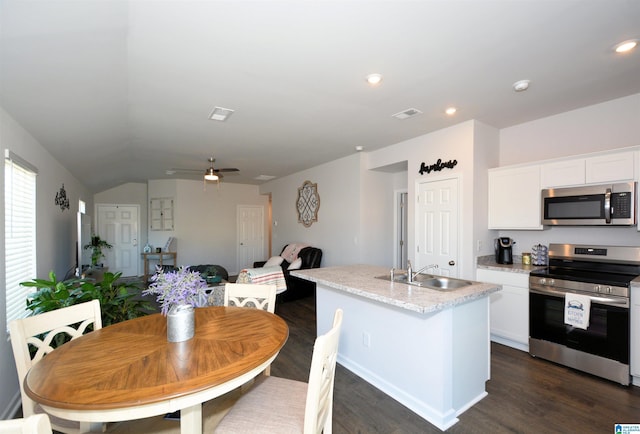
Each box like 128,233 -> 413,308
296,180 -> 320,227
55,184 -> 70,211
419,158 -> 458,175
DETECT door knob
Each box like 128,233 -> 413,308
449,260 -> 455,266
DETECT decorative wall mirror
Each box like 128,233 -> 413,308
296,180 -> 320,227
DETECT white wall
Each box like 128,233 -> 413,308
145,179 -> 269,275
472,121 -> 500,258
259,121 -> 499,277
359,155 -> 397,267
499,93 -> 640,166
367,120 -> 499,279
0,106 -> 93,419
497,94 -> 640,255
260,154 -> 364,267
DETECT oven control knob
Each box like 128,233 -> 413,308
539,278 -> 546,285
549,279 -> 555,286
594,285 -> 601,293
606,286 -> 612,294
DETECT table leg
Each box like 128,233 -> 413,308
79,421 -> 105,432
180,404 -> 202,434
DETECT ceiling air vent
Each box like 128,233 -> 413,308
255,175 -> 276,181
392,108 -> 423,120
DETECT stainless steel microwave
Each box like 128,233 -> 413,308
541,182 -> 636,226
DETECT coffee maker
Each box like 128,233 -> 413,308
494,237 -> 515,264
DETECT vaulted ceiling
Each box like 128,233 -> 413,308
1,1 -> 639,192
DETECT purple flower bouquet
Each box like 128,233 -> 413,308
143,266 -> 208,315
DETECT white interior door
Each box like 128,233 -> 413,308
97,204 -> 139,277
237,205 -> 265,271
416,177 -> 459,277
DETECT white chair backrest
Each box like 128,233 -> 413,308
304,308 -> 343,434
224,283 -> 277,313
0,414 -> 53,434
8,300 -> 103,418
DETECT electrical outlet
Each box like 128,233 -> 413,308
362,332 -> 371,348
477,240 -> 483,252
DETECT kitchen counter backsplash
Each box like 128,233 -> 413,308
477,255 -> 546,274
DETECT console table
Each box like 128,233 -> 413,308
142,252 -> 177,283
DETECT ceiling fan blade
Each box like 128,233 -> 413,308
168,157 -> 239,178
168,168 -> 202,173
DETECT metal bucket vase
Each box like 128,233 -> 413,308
167,304 -> 195,342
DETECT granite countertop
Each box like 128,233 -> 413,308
291,264 -> 500,314
476,255 -> 546,274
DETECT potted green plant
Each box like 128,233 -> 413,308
84,235 -> 112,268
21,271 -> 153,337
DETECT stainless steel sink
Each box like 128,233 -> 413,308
419,276 -> 474,290
375,273 -> 474,291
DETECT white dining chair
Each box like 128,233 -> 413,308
224,283 -> 277,376
0,414 -> 53,434
9,300 -> 104,434
214,308 -> 344,433
224,283 -> 277,313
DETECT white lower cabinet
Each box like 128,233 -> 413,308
476,268 -> 529,352
632,284 -> 640,386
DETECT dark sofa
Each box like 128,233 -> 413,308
254,244 -> 322,302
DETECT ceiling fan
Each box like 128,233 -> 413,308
168,157 -> 239,182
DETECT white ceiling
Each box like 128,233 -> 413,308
1,0 -> 639,192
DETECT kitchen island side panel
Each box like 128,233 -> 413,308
316,283 -> 490,431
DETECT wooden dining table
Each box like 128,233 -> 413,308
24,306 -> 289,434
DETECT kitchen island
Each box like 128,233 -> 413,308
291,264 -> 501,431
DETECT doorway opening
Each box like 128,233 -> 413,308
394,190 -> 408,269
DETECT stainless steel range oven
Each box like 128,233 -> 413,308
529,244 -> 640,385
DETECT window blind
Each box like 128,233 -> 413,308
5,150 -> 37,331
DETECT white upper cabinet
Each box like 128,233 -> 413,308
540,149 -> 637,188
488,164 -> 543,230
540,159 -> 585,188
489,147 -> 638,230
585,151 -> 636,184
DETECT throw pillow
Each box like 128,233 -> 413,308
264,255 -> 284,267
288,257 -> 302,270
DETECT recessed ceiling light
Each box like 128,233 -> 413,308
355,145 -> 364,152
366,73 -> 383,86
614,39 -> 638,53
208,106 -> 234,121
445,107 -> 457,115
513,80 -> 530,92
255,175 -> 276,181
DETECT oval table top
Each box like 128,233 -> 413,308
25,306 -> 289,411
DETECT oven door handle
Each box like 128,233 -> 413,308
529,285 -> 629,307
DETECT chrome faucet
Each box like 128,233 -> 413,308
406,260 -> 438,283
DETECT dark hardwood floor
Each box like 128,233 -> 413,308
272,296 -> 640,433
